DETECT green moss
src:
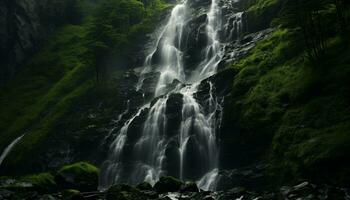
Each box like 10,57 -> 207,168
0,0 -> 169,175
0,24 -> 92,149
56,162 -> 99,191
247,0 -> 279,13
62,189 -> 84,200
227,25 -> 350,186
58,162 -> 99,175
245,0 -> 282,32
20,173 -> 57,192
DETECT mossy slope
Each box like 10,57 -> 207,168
223,26 -> 350,186
0,0 -> 170,175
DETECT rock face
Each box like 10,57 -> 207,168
0,0 -> 79,86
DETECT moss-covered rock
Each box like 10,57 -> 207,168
136,182 -> 153,191
153,176 -> 183,193
55,162 -> 99,192
62,189 -> 84,200
20,173 -> 57,193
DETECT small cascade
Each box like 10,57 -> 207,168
224,11 -> 244,42
100,0 -> 245,191
99,107 -> 147,189
0,134 -> 25,167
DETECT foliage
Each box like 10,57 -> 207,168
278,0 -> 349,63
228,23 -> 350,186
88,0 -> 170,81
243,0 -> 282,33
39,0 -> 84,26
0,0 -> 170,176
0,24 -> 93,158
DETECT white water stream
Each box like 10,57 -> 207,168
100,0 -> 242,191
0,134 -> 25,167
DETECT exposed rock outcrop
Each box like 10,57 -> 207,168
0,0 -> 81,86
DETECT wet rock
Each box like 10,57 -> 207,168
184,13 -> 209,70
39,194 -> 57,200
165,93 -> 183,138
55,162 -> 99,192
62,189 -> 84,200
137,71 -> 161,100
280,182 -> 321,200
216,164 -> 270,191
188,0 -> 211,8
196,68 -> 238,102
181,181 -> 200,193
278,182 -> 349,200
221,28 -> 275,66
163,139 -> 180,178
154,176 -> 184,193
136,182 -> 153,191
106,184 -> 146,200
0,188 -> 14,199
203,196 -> 215,200
140,190 -> 159,199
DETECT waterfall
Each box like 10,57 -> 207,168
0,134 -> 25,167
100,0 -> 238,191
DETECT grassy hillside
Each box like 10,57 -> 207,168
0,0 -> 170,175
224,0 -> 350,186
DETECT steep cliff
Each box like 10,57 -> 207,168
0,0 -> 81,86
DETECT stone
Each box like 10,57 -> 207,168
153,176 -> 184,193
136,182 -> 153,191
181,181 -> 200,193
55,162 -> 99,192
62,189 -> 84,200
39,194 -> 57,200
106,184 -> 147,200
0,189 -> 14,200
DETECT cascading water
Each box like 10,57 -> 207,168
0,134 -> 25,167
100,0 -> 242,191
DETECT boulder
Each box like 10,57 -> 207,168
136,182 -> 153,191
106,184 -> 147,200
55,162 -> 99,192
153,176 -> 184,193
62,189 -> 84,200
181,181 -> 199,193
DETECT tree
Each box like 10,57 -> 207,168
280,0 -> 332,63
87,0 -> 145,82
334,0 -> 350,34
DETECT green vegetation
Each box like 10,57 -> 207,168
244,0 -> 282,32
20,172 -> 57,192
0,0 -> 170,175
0,24 -> 94,170
89,0 -> 171,81
227,2 -> 350,185
56,162 -> 99,191
58,162 -> 99,175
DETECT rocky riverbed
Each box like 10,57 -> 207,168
0,162 -> 349,200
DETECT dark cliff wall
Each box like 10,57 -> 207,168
0,0 -> 81,86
